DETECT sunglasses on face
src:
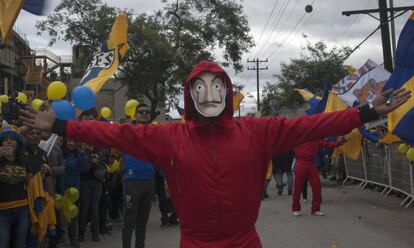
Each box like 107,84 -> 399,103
137,110 -> 150,115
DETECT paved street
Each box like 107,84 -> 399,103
71,181 -> 414,248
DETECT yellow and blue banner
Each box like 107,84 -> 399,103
293,88 -> 327,115
293,88 -> 320,101
79,13 -> 129,93
383,12 -> 414,144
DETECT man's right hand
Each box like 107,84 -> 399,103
19,103 -> 56,132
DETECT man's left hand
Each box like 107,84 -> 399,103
372,88 -> 411,116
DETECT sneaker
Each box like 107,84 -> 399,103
292,211 -> 301,217
312,211 -> 324,216
263,192 -> 269,199
277,189 -> 282,195
92,235 -> 100,242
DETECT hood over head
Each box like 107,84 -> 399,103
184,60 -> 234,122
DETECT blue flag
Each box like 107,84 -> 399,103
383,12 -> 414,144
306,87 -> 329,115
23,0 -> 47,15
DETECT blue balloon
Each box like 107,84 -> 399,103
71,86 -> 96,110
51,100 -> 76,120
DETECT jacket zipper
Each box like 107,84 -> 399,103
171,159 -> 182,195
211,126 -> 222,244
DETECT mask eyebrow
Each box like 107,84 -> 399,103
193,77 -> 205,84
211,75 -> 222,82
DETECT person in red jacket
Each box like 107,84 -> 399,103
20,61 -> 410,248
292,139 -> 345,217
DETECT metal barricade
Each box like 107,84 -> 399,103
387,143 -> 414,208
363,142 -> 390,193
343,148 -> 367,188
340,139 -> 414,208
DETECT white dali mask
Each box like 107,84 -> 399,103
190,72 -> 227,117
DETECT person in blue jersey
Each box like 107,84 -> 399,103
120,103 -> 156,248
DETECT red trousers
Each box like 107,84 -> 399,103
292,161 -> 321,213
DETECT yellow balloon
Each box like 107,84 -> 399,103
64,187 -> 80,203
31,99 -> 44,110
124,100 -> 139,117
54,194 -> 65,209
108,160 -> 120,173
125,106 -> 134,117
47,81 -> 67,100
126,99 -> 139,108
407,148 -> 414,161
16,92 -> 27,104
0,95 -> 9,103
100,107 -> 112,118
399,143 -> 409,154
63,203 -> 78,219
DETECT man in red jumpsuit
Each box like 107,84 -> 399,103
292,140 -> 344,217
20,61 -> 410,248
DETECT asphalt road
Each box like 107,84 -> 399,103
64,181 -> 414,248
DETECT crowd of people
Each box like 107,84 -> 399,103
0,103 -> 178,248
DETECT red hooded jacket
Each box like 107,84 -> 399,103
64,61 -> 362,248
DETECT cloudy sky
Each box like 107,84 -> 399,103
14,0 -> 413,116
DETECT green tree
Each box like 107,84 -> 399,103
261,41 -> 352,116
36,0 -> 253,117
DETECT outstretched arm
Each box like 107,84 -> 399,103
320,140 -> 344,149
256,88 -> 410,157
19,104 -> 173,166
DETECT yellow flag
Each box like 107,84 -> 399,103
0,0 -> 24,44
325,92 -> 362,160
80,13 -> 129,93
233,91 -> 244,112
335,128 -> 363,160
387,76 -> 414,135
293,88 -> 320,101
379,133 -> 401,144
324,91 -> 347,113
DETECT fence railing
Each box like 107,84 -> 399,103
343,140 -> 414,208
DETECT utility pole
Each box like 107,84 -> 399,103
247,58 -> 268,112
378,0 -> 393,72
389,0 -> 397,66
342,1 -> 414,72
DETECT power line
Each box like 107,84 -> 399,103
338,0 -> 372,42
250,0 -> 280,57
252,0 -> 290,58
267,13 -> 307,59
258,0 -> 303,58
268,0 -> 320,60
341,9 -> 410,63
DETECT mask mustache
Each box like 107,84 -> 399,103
199,100 -> 222,105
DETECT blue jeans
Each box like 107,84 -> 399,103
79,180 -> 102,238
275,170 -> 293,192
0,206 -> 30,248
